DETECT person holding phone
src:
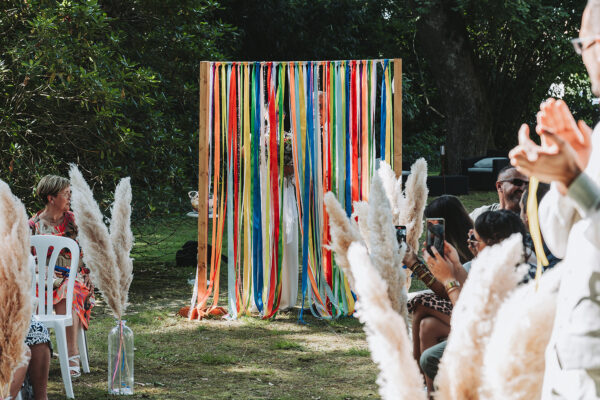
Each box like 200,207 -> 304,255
417,210 -> 528,395
403,196 -> 474,394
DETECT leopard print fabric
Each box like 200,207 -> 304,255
407,292 -> 453,316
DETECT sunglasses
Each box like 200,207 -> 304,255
498,178 -> 529,187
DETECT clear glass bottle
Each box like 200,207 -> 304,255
108,320 -> 134,395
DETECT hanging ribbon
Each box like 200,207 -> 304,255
187,59 -> 397,321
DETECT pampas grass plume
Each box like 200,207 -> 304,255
69,165 -> 123,318
481,266 -> 559,400
367,173 -> 408,321
351,200 -> 370,246
324,192 -> 362,288
435,234 -> 528,400
403,158 -> 428,252
0,180 -> 32,398
377,162 -> 397,209
348,242 -> 426,400
110,177 -> 134,315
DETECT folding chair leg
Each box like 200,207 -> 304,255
77,326 -> 90,374
55,326 -> 75,399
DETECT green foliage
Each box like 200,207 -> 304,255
0,0 -> 234,216
389,0 -> 587,152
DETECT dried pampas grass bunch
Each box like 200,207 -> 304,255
435,234 -> 528,400
376,162 -> 397,212
110,178 -> 134,315
402,159 -> 428,253
348,242 -> 426,400
481,266 -> 559,400
0,180 -> 32,398
69,165 -> 134,319
351,200 -> 370,247
374,159 -> 427,289
367,174 -> 408,323
323,192 -> 362,288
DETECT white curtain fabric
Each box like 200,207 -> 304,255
279,179 -> 299,310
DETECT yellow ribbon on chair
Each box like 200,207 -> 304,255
526,176 -> 549,290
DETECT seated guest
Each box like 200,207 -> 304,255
519,184 -> 561,281
414,209 -> 528,394
469,166 -> 528,221
29,175 -> 94,378
9,319 -> 51,400
404,195 -> 473,392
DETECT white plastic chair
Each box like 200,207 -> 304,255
30,235 -> 90,399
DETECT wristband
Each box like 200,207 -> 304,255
444,280 -> 460,291
447,286 -> 460,295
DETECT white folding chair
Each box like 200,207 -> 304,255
31,235 -> 90,399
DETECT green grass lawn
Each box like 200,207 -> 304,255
47,191 -> 496,399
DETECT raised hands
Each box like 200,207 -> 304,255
536,99 -> 592,169
509,99 -> 591,194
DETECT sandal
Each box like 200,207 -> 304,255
68,355 -> 81,378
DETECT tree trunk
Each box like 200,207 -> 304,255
414,1 -> 492,174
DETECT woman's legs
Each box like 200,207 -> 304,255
411,303 -> 451,395
9,348 -> 30,399
28,343 -> 50,400
420,316 -> 450,394
412,304 -> 451,361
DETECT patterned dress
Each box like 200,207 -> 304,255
29,211 -> 95,329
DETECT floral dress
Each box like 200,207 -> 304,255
29,211 -> 95,329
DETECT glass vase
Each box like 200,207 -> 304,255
108,319 -> 134,395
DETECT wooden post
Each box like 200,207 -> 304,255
393,58 -> 403,177
197,61 -> 210,300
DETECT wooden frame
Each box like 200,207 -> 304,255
196,61 -> 210,299
196,59 -> 402,277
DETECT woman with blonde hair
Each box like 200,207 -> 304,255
29,175 -> 95,378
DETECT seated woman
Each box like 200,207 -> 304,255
29,175 -> 95,378
9,319 -> 51,400
404,195 -> 473,391
417,209 -> 528,394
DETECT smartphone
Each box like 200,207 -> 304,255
426,218 -> 445,257
395,225 -> 407,245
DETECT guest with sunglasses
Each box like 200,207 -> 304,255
469,165 -> 529,222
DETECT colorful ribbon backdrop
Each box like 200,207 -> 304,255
187,60 -> 398,320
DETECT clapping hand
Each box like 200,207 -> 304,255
510,124 -> 582,194
536,99 -> 592,169
509,99 -> 592,194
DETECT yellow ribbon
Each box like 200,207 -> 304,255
527,176 -> 549,290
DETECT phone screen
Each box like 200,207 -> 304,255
426,218 -> 445,257
395,225 -> 407,245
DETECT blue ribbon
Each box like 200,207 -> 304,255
251,62 -> 264,314
299,62 -> 313,324
380,60 -> 387,161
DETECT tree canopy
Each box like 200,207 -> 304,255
0,0 -> 592,213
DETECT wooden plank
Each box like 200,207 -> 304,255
197,61 -> 210,300
393,58 -> 403,177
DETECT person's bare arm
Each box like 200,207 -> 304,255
402,245 -> 448,299
424,246 -> 461,304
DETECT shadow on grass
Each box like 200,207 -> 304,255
47,310 -> 376,399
